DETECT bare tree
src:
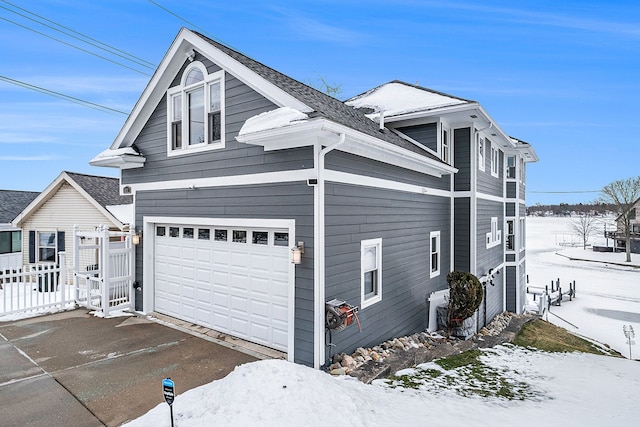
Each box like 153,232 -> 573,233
570,212 -> 597,249
306,75 -> 343,98
600,176 -> 640,262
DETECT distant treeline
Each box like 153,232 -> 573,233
527,202 -> 616,217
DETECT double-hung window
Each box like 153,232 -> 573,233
430,231 -> 440,278
507,155 -> 516,179
167,62 -> 224,155
441,126 -> 450,164
361,238 -> 382,308
478,135 -> 485,171
490,144 -> 500,177
38,231 -> 57,262
506,220 -> 515,250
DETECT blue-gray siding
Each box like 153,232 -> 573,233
476,139 -> 503,197
322,183 -> 450,359
133,183 -> 316,365
326,150 -> 450,191
453,128 -> 471,192
396,123 -> 437,152
476,199 -> 504,275
484,268 -> 504,325
454,197 -> 470,272
506,266 -> 516,312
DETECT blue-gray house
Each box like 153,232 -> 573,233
92,28 -> 537,368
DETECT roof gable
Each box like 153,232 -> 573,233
12,171 -> 132,228
0,190 -> 39,224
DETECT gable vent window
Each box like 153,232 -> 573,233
167,61 -> 225,156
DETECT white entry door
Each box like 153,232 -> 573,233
154,224 -> 290,351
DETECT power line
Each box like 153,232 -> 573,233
0,1 -> 155,69
0,75 -> 128,115
529,190 -> 600,194
146,0 -> 240,51
0,16 -> 151,76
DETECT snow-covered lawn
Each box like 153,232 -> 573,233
124,216 -> 640,426
0,281 -> 76,321
526,216 -> 640,358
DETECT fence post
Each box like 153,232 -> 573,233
58,252 -> 66,307
101,225 -> 110,317
73,225 -> 79,302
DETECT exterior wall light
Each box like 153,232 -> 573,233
291,241 -> 304,264
132,231 -> 141,245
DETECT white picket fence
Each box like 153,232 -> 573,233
0,225 -> 135,319
0,253 -> 75,317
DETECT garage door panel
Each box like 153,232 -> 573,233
155,224 -> 290,352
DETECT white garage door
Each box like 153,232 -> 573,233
154,224 -> 290,352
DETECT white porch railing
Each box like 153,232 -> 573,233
0,253 -> 75,317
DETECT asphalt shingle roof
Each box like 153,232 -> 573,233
193,32 -> 443,163
0,190 -> 39,223
65,172 -> 132,208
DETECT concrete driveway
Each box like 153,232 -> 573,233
0,309 -> 260,426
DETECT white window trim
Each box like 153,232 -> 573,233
478,135 -> 485,171
441,124 -> 450,165
486,217 -> 502,248
166,62 -> 225,157
429,231 -> 441,278
360,238 -> 382,309
490,144 -> 500,178
37,230 -> 58,263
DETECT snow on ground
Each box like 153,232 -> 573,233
526,216 -> 640,358
125,216 -> 640,427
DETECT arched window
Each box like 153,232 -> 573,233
167,61 -> 224,154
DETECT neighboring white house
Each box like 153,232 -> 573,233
0,190 -> 39,271
11,171 -> 133,270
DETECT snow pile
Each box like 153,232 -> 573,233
346,82 -> 468,118
238,107 -> 308,136
124,348 -> 640,427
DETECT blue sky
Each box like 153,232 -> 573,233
1,0 -> 638,205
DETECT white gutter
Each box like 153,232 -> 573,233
313,132 -> 346,369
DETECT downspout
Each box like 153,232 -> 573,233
313,132 -> 346,369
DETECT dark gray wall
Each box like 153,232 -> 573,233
326,151 -> 450,191
396,123 -> 437,152
453,128 -> 471,192
476,199 -> 504,275
454,197 -> 470,272
134,182 -> 316,366
485,267 -> 504,324
506,266 -> 516,312
477,139 -> 503,197
322,183 -> 450,359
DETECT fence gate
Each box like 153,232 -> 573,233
73,225 -> 135,317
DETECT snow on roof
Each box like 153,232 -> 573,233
105,204 -> 133,225
346,82 -> 470,118
238,107 -> 309,136
91,147 -> 141,162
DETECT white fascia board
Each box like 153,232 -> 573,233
11,172 -> 67,227
386,103 -> 516,151
111,28 -> 311,150
11,172 -> 125,230
89,154 -> 146,169
322,122 -> 457,178
238,118 -> 456,178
